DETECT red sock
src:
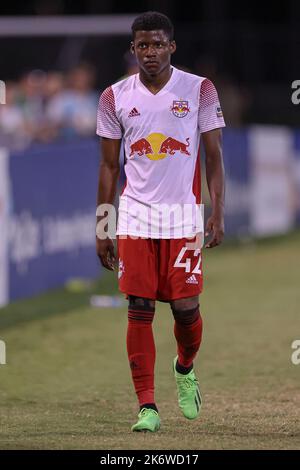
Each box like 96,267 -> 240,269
173,306 -> 203,369
127,305 -> 155,406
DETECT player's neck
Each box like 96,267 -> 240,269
139,65 -> 173,95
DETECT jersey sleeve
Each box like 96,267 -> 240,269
96,86 -> 123,139
198,78 -> 226,134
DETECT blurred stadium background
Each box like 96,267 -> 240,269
0,0 -> 299,450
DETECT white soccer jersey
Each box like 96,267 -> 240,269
97,66 -> 225,238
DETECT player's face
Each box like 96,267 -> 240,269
131,30 -> 176,76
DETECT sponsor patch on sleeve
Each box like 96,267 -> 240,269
216,105 -> 223,118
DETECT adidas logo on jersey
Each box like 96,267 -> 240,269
128,107 -> 140,117
186,274 -> 198,284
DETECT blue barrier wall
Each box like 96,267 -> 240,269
2,127 -> 299,303
222,128 -> 250,237
8,138 -> 101,300
294,130 -> 300,225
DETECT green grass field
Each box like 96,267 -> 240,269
0,233 -> 300,450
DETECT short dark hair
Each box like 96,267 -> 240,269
131,11 -> 174,41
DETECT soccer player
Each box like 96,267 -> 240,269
96,11 -> 225,432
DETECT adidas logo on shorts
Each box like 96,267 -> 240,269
186,274 -> 198,284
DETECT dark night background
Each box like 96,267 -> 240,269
1,0 -> 299,125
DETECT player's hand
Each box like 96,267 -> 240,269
205,213 -> 225,248
96,237 -> 116,271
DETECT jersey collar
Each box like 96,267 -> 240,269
136,66 -> 178,97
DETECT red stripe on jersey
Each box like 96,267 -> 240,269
192,145 -> 201,204
199,78 -> 219,109
97,86 -> 122,138
99,86 -> 116,114
120,177 -> 127,195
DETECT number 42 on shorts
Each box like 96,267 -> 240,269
174,246 -> 201,274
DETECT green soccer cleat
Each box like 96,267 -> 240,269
131,408 -> 161,432
173,356 -> 202,420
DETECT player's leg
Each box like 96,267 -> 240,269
127,295 -> 156,408
158,237 -> 203,419
127,295 -> 160,432
170,295 -> 203,375
158,236 -> 203,372
117,236 -> 160,431
170,296 -> 203,420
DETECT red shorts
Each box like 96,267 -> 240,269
117,235 -> 203,301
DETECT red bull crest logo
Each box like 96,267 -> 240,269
170,100 -> 190,118
129,133 -> 191,161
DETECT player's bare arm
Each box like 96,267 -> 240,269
202,128 -> 225,248
96,137 -> 121,270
